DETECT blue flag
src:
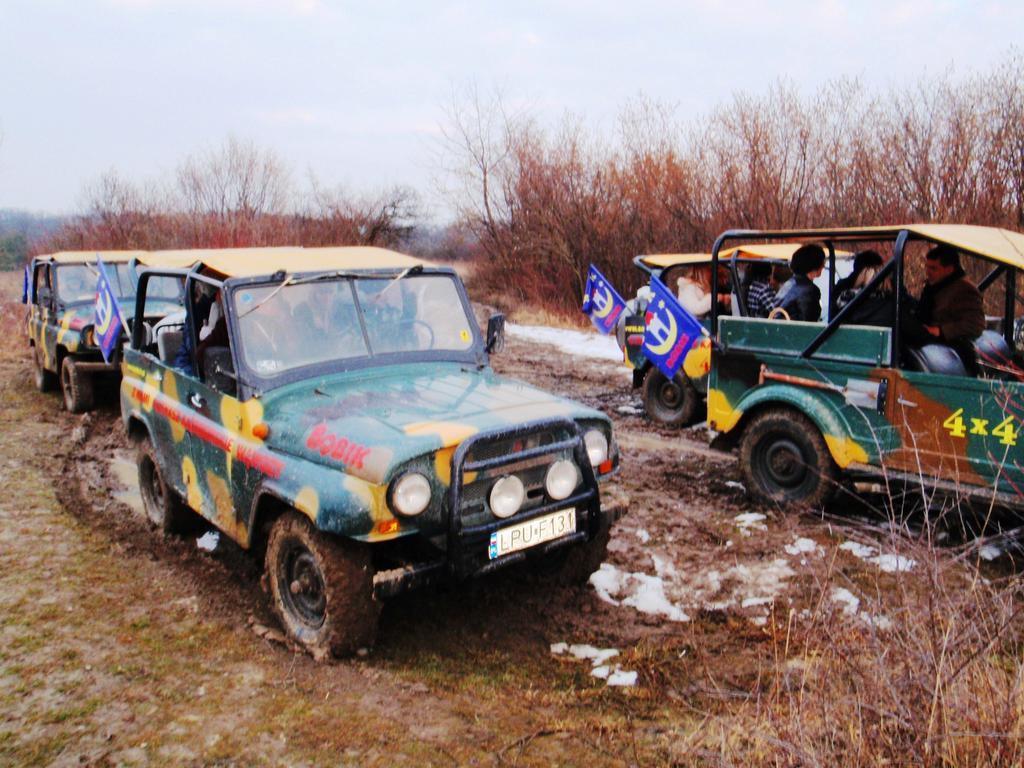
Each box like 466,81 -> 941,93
581,264 -> 627,335
642,276 -> 707,379
21,265 -> 30,304
94,257 -> 125,363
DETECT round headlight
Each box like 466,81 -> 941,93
489,475 -> 525,519
390,473 -> 431,516
545,459 -> 578,501
583,429 -> 609,466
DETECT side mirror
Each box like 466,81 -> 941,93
485,313 -> 506,354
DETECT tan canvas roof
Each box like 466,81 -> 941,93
40,250 -> 147,265
717,225 -> 1024,269
638,243 -> 849,269
140,247 -> 291,271
194,246 -> 426,278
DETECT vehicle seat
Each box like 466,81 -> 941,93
974,330 -> 1022,380
904,344 -> 969,377
157,329 -> 184,363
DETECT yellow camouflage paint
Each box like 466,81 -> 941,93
824,434 -> 870,468
341,475 -> 396,540
205,470 -> 249,545
683,338 -> 712,379
404,421 -> 479,486
294,486 -> 320,522
55,315 -> 74,349
181,456 -> 202,511
707,388 -> 742,432
163,372 -> 186,442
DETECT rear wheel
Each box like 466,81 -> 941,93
137,439 -> 192,534
739,408 -> 838,508
33,347 -> 57,392
61,357 -> 95,413
266,512 -> 379,660
642,369 -> 699,426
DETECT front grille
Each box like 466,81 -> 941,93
447,417 -> 601,578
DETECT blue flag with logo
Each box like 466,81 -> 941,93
581,264 -> 627,335
642,276 -> 707,379
21,265 -> 30,304
94,257 -> 125,363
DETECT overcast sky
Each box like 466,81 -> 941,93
0,0 -> 1020,220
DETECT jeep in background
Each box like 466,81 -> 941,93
616,244 -> 850,426
122,246 -> 624,658
26,251 -> 188,412
707,225 -> 1024,511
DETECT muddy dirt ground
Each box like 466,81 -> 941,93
1,272 -> 1020,766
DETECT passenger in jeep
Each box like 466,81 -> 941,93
915,245 -> 985,373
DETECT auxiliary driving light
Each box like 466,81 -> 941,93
544,459 -> 578,501
489,475 -> 525,518
390,473 -> 431,516
583,429 -> 609,466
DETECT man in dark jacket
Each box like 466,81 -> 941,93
913,245 -> 985,373
773,244 -> 826,321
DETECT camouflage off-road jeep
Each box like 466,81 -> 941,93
707,225 -> 1024,510
616,245 -> 848,426
26,251 -> 186,412
122,246 -> 623,657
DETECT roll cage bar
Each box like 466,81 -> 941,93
709,228 -> 1016,369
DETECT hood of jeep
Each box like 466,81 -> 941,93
258,363 -> 607,484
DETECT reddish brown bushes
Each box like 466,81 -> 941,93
447,53 -> 1024,318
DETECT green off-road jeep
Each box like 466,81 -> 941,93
26,251 -> 187,412
706,225 -> 1024,511
122,246 -> 623,657
616,244 -> 849,426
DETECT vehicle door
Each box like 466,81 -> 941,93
30,263 -> 57,369
885,368 -> 1024,495
180,294 -> 263,544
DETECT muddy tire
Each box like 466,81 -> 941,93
642,369 -> 699,426
739,407 -> 838,508
266,512 -> 379,660
61,357 -> 95,413
33,347 -> 57,392
137,440 -> 192,534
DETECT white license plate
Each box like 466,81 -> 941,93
488,509 -> 576,560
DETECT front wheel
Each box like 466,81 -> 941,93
266,512 -> 380,660
739,408 -> 838,508
642,369 -> 699,426
61,357 -> 95,413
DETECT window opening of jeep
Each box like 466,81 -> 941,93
55,263 -> 181,305
234,273 -> 474,376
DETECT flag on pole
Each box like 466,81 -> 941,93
581,264 -> 627,335
21,265 -> 30,304
642,276 -> 707,379
94,257 -> 125,363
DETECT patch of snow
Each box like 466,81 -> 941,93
552,642 -> 636,688
840,540 -> 876,559
862,614 -> 893,631
724,481 -> 746,492
734,512 -> 767,535
635,528 -> 651,543
873,554 -> 916,573
196,531 -> 220,552
831,587 -> 860,616
749,616 -> 768,626
978,544 -> 1003,561
741,596 -> 774,608
606,669 -> 638,687
785,537 -> 821,556
840,540 -> 916,573
589,563 -> 689,622
616,405 -> 644,416
506,323 -> 624,362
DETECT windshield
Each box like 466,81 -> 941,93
55,263 -> 182,305
233,273 -> 477,376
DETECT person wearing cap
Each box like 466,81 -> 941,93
771,244 -> 826,322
